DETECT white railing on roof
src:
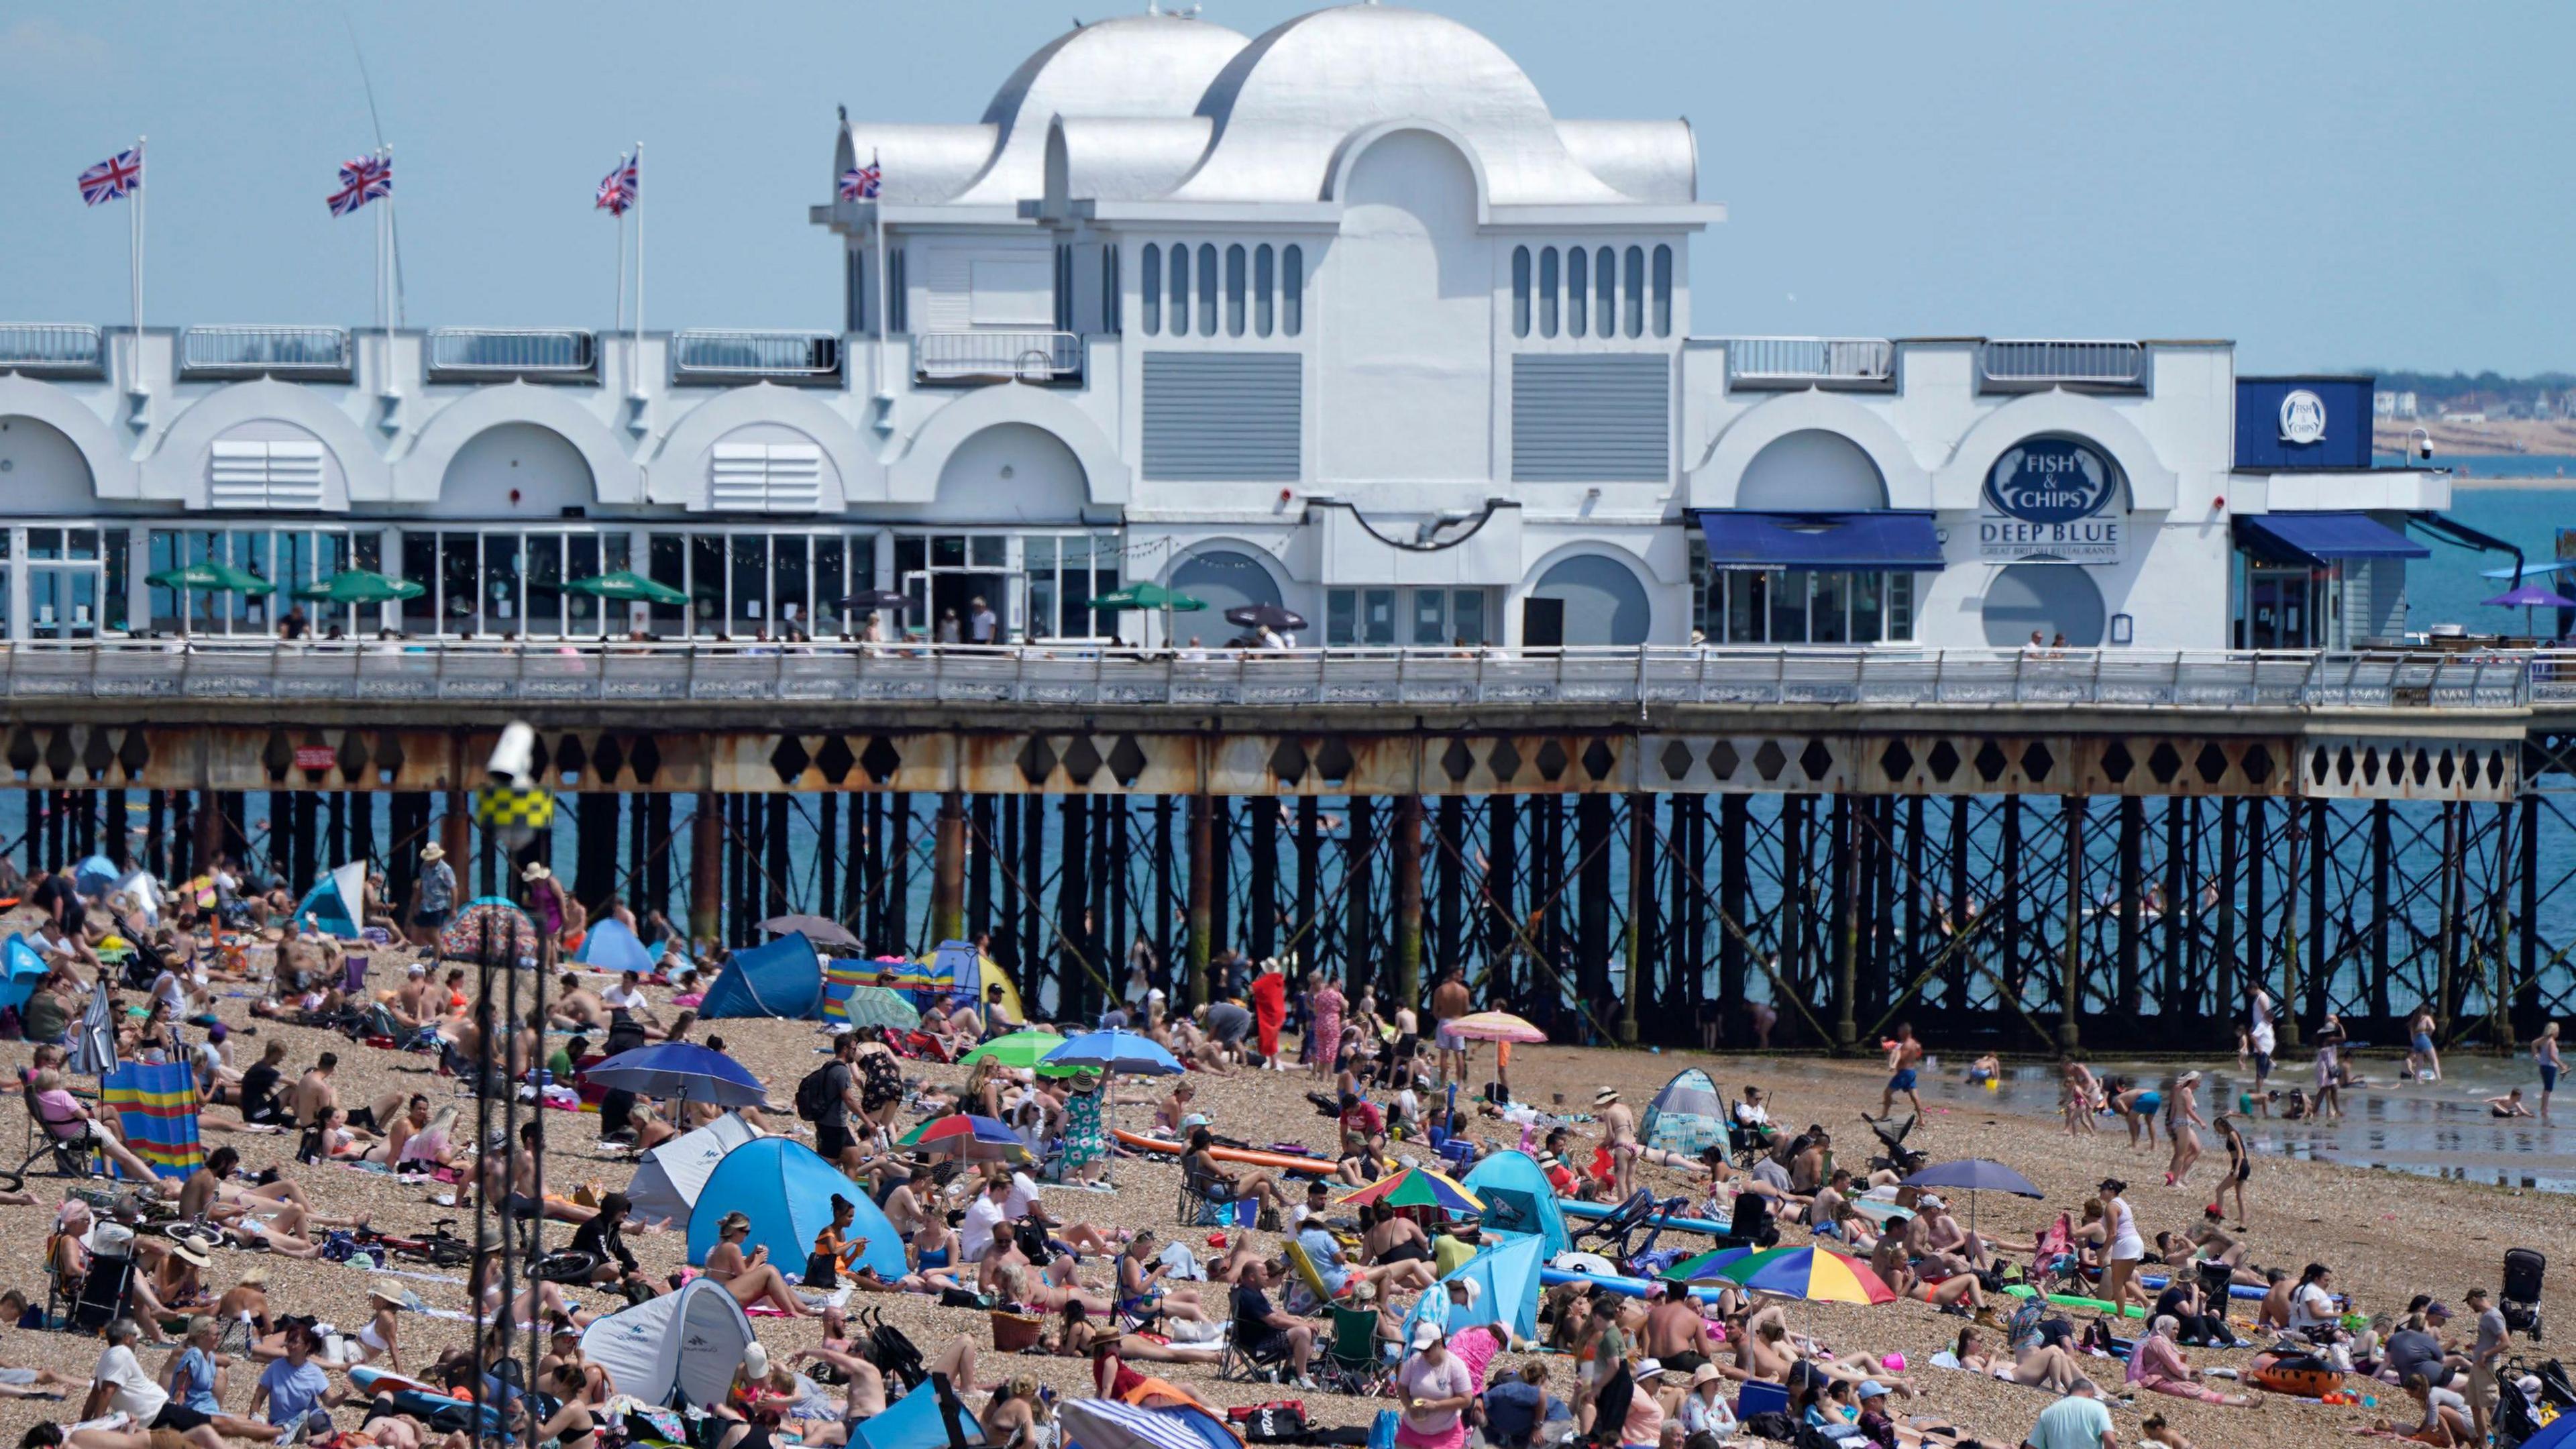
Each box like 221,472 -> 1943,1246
180,325 -> 352,378
426,327 -> 594,378
914,331 -> 1082,382
1724,337 -> 1894,388
670,329 -> 841,382
1979,339 -> 2148,389
0,641 -> 2534,710
0,323 -> 106,377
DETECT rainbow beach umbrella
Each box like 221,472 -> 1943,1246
1660,1245 -> 1759,1283
1712,1246 -> 1896,1305
898,1113 -> 1034,1165
1338,1165 -> 1484,1215
1445,1011 -> 1547,1044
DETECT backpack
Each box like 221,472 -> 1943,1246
795,1063 -> 838,1122
1225,1401 -> 1309,1443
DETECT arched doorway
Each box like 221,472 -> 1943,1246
1980,565 -> 2106,647
1525,553 -> 1651,647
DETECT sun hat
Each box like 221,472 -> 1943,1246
166,1238 -> 211,1269
1410,1320 -> 1444,1351
367,1281 -> 406,1306
1594,1088 -> 1620,1106
523,862 -> 551,882
237,1266 -> 268,1285
421,844 -> 445,861
1690,1363 -> 1725,1388
1632,1358 -> 1666,1382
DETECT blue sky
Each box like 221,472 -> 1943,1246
5,1 -> 2570,375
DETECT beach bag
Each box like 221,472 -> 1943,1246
1227,1403 -> 1308,1442
989,1309 -> 1043,1352
796,1065 -> 837,1122
1738,1412 -> 1795,1442
1366,1411 -> 1398,1449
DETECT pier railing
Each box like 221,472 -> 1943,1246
0,641 -> 2536,710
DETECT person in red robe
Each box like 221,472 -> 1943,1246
1248,961 -> 1289,1063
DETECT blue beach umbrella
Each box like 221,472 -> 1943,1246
1902,1158 -> 2043,1232
586,1042 -> 769,1108
1040,1028 -> 1183,1077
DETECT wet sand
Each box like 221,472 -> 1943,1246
3,947 -> 2570,1449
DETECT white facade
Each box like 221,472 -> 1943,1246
0,5 -> 2457,649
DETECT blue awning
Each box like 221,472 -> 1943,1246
2234,512 -> 2430,566
1690,511 -> 1946,572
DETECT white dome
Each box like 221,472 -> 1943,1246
951,13 -> 1250,205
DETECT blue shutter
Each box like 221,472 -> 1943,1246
1142,352 -> 1301,482
1511,354 -> 1670,483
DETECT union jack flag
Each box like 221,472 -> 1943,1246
837,152 -> 881,201
77,148 -> 142,206
595,152 -> 637,216
327,154 -> 392,217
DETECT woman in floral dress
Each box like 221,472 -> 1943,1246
1306,971 -> 1346,1081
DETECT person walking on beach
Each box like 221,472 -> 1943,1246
2534,1022 -> 2563,1126
2312,1036 -> 2344,1121
2062,1060 -> 2102,1135
1880,1023 -> 1926,1120
2247,986 -> 2277,1099
2406,1003 -> 2443,1083
2098,1179 -> 2152,1321
2163,1072 -> 2204,1189
2213,1116 -> 2251,1226
1595,1089 -> 1639,1199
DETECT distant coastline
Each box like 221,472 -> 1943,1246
2449,474 -> 2576,490
2374,417 -> 2576,458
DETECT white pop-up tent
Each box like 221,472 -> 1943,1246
625,1112 -> 760,1227
579,1277 -> 757,1409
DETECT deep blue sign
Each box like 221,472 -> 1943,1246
1985,438 -> 2118,524
2234,378 -> 2375,470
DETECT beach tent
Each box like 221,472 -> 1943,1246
624,1111 -> 759,1227
0,935 -> 48,1013
1061,1398 -> 1237,1449
1642,1067 -> 1727,1158
72,855 -> 121,899
853,1378 -> 988,1449
688,1137 -> 906,1279
1460,1150 -> 1568,1257
101,1059 -> 203,1179
575,918 -> 656,975
1404,1232 -> 1542,1342
293,861 -> 367,940
579,1277 -> 757,1410
699,932 -> 824,1019
114,870 -> 162,928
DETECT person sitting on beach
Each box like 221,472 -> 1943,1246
699,1211 -> 818,1317
1869,1232 -> 1988,1316
549,974 -> 608,1030
2127,1316 -> 2259,1407
1916,1196 -> 1992,1272
2487,1088 -> 2534,1118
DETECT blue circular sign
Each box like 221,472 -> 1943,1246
1985,437 -> 2118,525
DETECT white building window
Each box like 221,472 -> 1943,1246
1283,246 -> 1303,336
1169,244 -> 1190,336
1254,246 -> 1275,337
1140,244 -> 1161,335
1651,244 -> 1674,337
1703,567 -> 1915,645
1225,244 -> 1247,337
710,443 -> 824,513
1195,243 -> 1218,335
1538,247 -> 1559,338
1623,247 -> 1646,338
209,441 -> 326,511
1595,247 -> 1615,331
1567,248 -> 1588,337
1511,247 -> 1532,339
1102,245 -> 1120,335
1326,587 -> 1493,647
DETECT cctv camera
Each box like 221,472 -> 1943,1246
487,721 -> 537,790
2416,437 -> 2434,461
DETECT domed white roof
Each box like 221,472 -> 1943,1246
949,13 -> 1250,205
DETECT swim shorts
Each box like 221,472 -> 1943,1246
2253,1051 -> 2273,1078
2544,1064 -> 2561,1092
1888,1069 -> 1918,1093
2411,1032 -> 2436,1055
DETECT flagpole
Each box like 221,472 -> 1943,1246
131,136 -> 146,383
379,145 -> 395,371
614,204 -> 627,333
631,142 -> 645,399
872,150 -> 889,400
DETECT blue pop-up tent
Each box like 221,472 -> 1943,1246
699,932 -> 824,1019
72,855 -> 121,899
1461,1149 -> 1569,1257
575,918 -> 656,974
0,935 -> 48,1013
292,861 -> 366,939
1403,1232 -> 1542,1342
688,1137 -> 906,1279
854,1378 -> 987,1449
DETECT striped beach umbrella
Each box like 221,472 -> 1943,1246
898,1113 -> 1033,1165
1659,1245 -> 1759,1283
835,985 -> 920,1032
1338,1165 -> 1485,1214
1712,1246 -> 1896,1305
1445,1011 -> 1547,1044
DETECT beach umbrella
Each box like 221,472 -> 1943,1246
1444,1010 -> 1546,1044
146,560 -> 275,596
1087,582 -> 1205,612
835,985 -> 920,1032
898,1114 -> 1034,1166
1223,604 -> 1308,633
566,570 -> 689,606
586,1042 -> 769,1109
2482,583 -> 2576,635
440,900 -> 537,965
1660,1246 -> 1760,1283
68,979 -> 118,1077
1040,1029 -> 1183,1077
290,569 -> 424,604
1338,1165 -> 1485,1215
1902,1159 -> 2043,1234
759,914 -> 861,951
1712,1246 -> 1896,1305
958,1028 -> 1085,1073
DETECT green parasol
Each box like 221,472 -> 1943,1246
1085,582 -> 1206,612
290,569 -> 425,604
957,1028 -> 1097,1076
146,560 -> 274,596
564,570 -> 690,606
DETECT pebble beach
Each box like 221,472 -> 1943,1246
5,934 -> 2572,1449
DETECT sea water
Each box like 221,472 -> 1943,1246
2403,478 -> 2576,633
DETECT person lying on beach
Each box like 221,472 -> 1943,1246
2487,1089 -> 2534,1118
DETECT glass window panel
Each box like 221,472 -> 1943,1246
932,535 -> 966,569
1140,244 -> 1161,335
1652,244 -> 1674,337
894,534 -> 926,577
1538,248 -> 1558,338
775,535 -> 811,635
730,533 -> 767,637
1567,248 -> 1588,337
440,532 -> 479,635
1362,588 -> 1395,647
27,529 -> 60,561
399,533 -> 437,637
1196,244 -> 1218,335
649,533 -> 688,635
690,533 -> 724,636
1327,590 -> 1356,647
564,535 -> 602,635
483,532 -> 522,637
816,536 -> 847,636
1623,246 -> 1646,337
971,535 -> 1006,568
1595,247 -> 1615,329
1087,535 -> 1119,637
1888,572 -> 1913,641
1769,569 -> 1809,645
1169,246 -> 1189,337
1030,572 -> 1057,641
1225,244 -> 1246,337
1725,573 -> 1760,643
1282,246 -> 1303,336
1511,247 -> 1530,338
1809,570 -> 1849,643
1102,244 -> 1120,335
1850,570 -> 1882,643
1254,245 -> 1275,337
1410,588 -> 1446,646
525,535 -> 565,638
1452,590 -> 1486,646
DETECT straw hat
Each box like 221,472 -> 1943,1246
236,1265 -> 268,1285
166,1238 -> 211,1269
420,843 -> 445,862
1593,1088 -> 1620,1106
522,862 -> 551,882
367,1281 -> 406,1307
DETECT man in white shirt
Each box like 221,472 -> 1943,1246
1287,1179 -> 1334,1235
2248,988 -> 2277,1093
967,598 -> 998,645
960,1175 -> 1013,1263
82,1318 -> 224,1448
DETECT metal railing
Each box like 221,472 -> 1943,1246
1723,337 -> 1895,389
179,325 -> 354,380
1979,339 -> 2148,391
670,329 -> 842,385
0,641 -> 2534,710
914,331 -> 1083,383
0,323 -> 106,379
426,327 -> 595,380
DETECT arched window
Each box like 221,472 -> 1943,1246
1567,248 -> 1589,337
1982,564 -> 2107,648
1254,245 -> 1275,337
1595,247 -> 1615,333
1283,245 -> 1304,335
1538,247 -> 1559,339
1623,246 -> 1646,338
1224,244 -> 1247,337
1651,245 -> 1673,337
1530,554 -> 1652,646
1169,548 -> 1285,618
1102,246 -> 1121,334
1511,246 -> 1531,338
1168,244 -> 1189,336
1196,243 -> 1218,336
1140,245 -> 1161,334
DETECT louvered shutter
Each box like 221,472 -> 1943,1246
709,443 -> 826,513
208,440 -> 328,508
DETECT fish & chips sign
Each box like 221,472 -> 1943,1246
1979,437 -> 2123,564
